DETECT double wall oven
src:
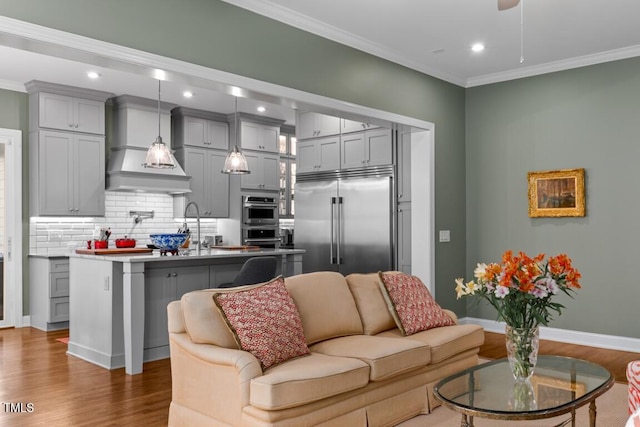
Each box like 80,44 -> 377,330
242,195 -> 280,248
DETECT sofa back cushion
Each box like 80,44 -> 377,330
345,273 -> 397,335
285,271 -> 363,345
181,284 -> 270,349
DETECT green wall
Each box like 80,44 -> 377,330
0,1 -> 467,314
466,57 -> 640,338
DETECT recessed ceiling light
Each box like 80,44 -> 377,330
183,91 -> 193,98
87,71 -> 101,79
471,43 -> 485,53
257,106 -> 266,113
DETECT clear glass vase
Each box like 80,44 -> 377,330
505,325 -> 540,381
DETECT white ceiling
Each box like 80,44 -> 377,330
1,0 -> 640,121
225,0 -> 640,87
0,45 -> 297,125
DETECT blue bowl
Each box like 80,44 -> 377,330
149,233 -> 189,250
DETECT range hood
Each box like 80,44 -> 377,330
107,95 -> 191,194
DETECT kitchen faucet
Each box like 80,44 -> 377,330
184,201 -> 201,254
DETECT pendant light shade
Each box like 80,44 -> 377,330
222,145 -> 250,174
144,79 -> 175,169
222,96 -> 251,175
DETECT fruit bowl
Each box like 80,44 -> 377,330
149,233 -> 189,255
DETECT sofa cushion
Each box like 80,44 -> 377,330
181,289 -> 239,349
378,272 -> 455,335
213,277 -> 310,370
378,324 -> 485,364
346,273 -> 397,335
285,272 -> 363,345
310,335 -> 431,381
250,352 -> 370,410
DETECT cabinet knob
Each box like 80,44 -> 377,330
172,273 -> 178,277
68,124 -> 73,128
75,124 -> 79,128
166,273 -> 171,278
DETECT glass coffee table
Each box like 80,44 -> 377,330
433,355 -> 614,427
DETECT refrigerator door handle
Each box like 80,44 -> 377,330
330,197 -> 336,264
337,196 -> 343,265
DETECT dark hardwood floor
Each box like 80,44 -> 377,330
0,327 -> 637,426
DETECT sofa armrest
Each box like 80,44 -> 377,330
443,309 -> 458,324
169,333 -> 263,425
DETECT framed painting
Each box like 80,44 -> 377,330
528,168 -> 585,217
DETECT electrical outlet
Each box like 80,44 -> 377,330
48,230 -> 63,242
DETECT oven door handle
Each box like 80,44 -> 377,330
244,203 -> 278,208
244,238 -> 282,243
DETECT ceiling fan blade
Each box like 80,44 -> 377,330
498,0 -> 520,10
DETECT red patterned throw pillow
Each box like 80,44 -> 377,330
378,272 -> 455,336
213,276 -> 310,370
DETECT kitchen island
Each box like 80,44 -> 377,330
68,248 -> 304,375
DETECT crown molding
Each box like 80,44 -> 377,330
220,0 -> 467,87
0,78 -> 26,93
223,0 -> 640,89
466,44 -> 640,87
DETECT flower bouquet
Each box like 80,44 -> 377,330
455,250 -> 581,380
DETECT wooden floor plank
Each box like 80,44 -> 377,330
0,327 -> 637,425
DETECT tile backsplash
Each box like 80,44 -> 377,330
29,191 -> 218,254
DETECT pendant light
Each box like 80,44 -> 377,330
144,79 -> 174,169
222,96 -> 250,174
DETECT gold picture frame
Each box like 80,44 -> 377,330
528,168 -> 585,217
531,375 -> 587,406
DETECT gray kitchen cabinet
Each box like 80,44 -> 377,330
341,118 -> 379,134
144,265 -> 209,349
228,113 -> 284,154
296,111 -> 341,140
30,130 -> 105,216
31,91 -> 105,135
172,107 -> 229,150
340,128 -> 392,169
397,203 -> 412,274
27,81 -> 109,217
241,151 -> 280,191
240,120 -> 279,152
174,147 -> 229,218
30,256 -> 70,331
184,116 -> 229,150
397,129 -> 412,203
296,136 -> 340,174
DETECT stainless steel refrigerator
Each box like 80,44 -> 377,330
295,169 -> 394,274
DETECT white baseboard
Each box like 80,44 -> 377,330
461,317 -> 640,354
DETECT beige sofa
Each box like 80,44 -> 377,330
167,271 -> 485,426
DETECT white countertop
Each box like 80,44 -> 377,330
68,247 -> 304,263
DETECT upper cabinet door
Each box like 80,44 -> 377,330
240,121 -> 279,152
296,112 -> 340,140
183,116 -> 229,150
38,93 -> 74,132
38,93 -> 105,135
74,98 -> 105,134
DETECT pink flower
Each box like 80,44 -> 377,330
494,285 -> 510,298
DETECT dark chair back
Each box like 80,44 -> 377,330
218,256 -> 278,288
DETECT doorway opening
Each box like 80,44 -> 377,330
0,128 -> 23,328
